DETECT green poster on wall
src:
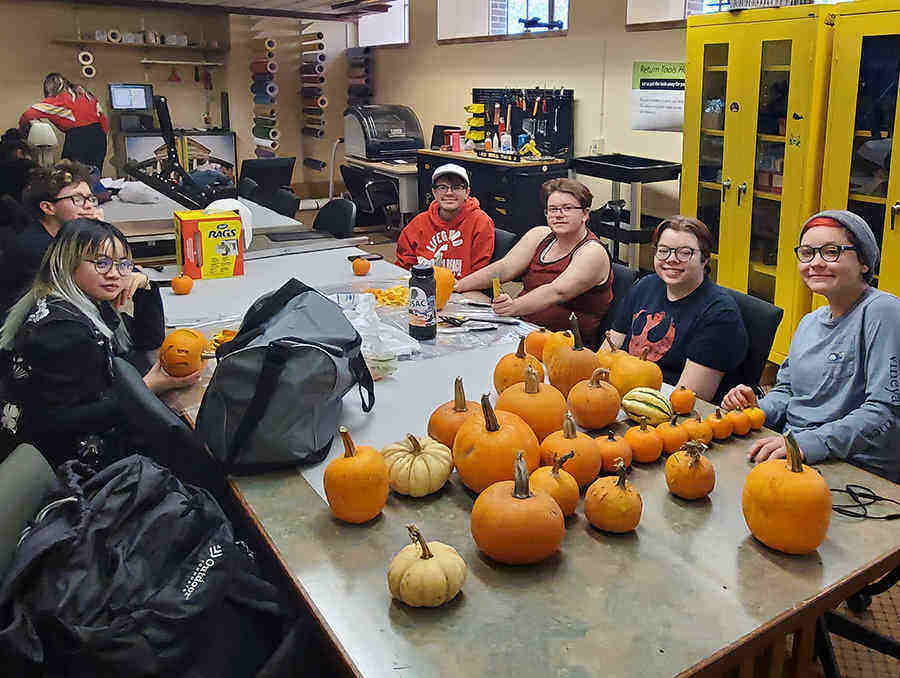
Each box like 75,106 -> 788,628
632,61 -> 686,132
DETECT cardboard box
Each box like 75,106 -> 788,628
174,210 -> 244,279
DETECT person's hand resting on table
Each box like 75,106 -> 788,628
491,292 -> 518,317
143,361 -> 202,394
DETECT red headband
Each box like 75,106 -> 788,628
801,216 -> 841,234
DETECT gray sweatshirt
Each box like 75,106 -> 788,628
760,287 -> 900,481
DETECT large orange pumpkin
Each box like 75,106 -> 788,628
546,313 -> 601,398
541,329 -> 575,365
427,377 -> 478,448
608,347 -> 664,398
540,411 -> 604,487
470,452 -> 565,564
742,433 -> 832,555
159,328 -> 206,377
529,451 -> 579,517
665,441 -> 715,500
496,365 -> 567,441
493,337 -> 545,394
453,395 -> 540,493
584,458 -> 643,533
323,427 -> 390,523
596,429 -> 633,472
567,368 -> 621,431
524,327 -> 551,361
624,416 -> 664,464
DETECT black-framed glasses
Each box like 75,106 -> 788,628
87,256 -> 134,276
655,245 -> 698,262
52,194 -> 99,208
545,205 -> 585,216
794,244 -> 856,263
432,183 -> 467,193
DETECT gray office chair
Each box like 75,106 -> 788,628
313,198 -> 357,239
339,164 -> 399,226
491,228 -> 517,263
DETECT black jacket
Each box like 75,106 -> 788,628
6,286 -> 164,469
0,219 -> 52,316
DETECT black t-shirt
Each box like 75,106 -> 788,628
0,218 -> 52,315
612,274 -> 748,387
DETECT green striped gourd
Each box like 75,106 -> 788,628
621,387 -> 673,425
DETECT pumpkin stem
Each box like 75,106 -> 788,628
683,440 -> 707,467
551,451 -> 575,477
601,331 -> 614,352
452,377 -> 468,412
481,394 -> 500,432
715,407 -> 723,420
339,426 -> 356,458
562,411 -> 578,439
639,416 -> 649,432
784,432 -> 804,473
523,364 -> 540,394
568,312 -> 584,351
614,458 -> 628,488
589,368 -> 610,387
512,451 -> 533,499
606,430 -> 616,441
406,434 -> 421,453
406,523 -> 433,559
670,415 -> 678,426
515,336 -> 527,359
641,346 -> 651,362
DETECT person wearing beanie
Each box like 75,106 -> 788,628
723,210 -> 900,482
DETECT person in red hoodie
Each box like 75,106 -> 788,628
395,164 -> 494,278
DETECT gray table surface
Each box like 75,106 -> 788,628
233,343 -> 900,678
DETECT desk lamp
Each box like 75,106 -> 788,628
27,121 -> 58,168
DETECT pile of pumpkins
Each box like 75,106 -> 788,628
323,315 -> 832,608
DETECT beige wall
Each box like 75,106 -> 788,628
373,0 -> 687,216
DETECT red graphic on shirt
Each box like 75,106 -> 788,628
628,310 -> 675,362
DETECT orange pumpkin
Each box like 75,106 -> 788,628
352,257 -> 371,276
624,416 -> 664,464
745,406 -> 766,431
540,412 -> 604,487
427,376 -> 478,448
541,329 -> 575,365
470,452 -> 565,564
546,313 -> 601,398
496,365 -> 567,441
669,385 -> 695,415
493,337 -> 545,394
596,429 -> 633,472
726,409 -> 752,436
595,331 -> 628,372
159,328 -> 206,377
433,262 -> 455,311
524,327 -> 551,361
705,408 -> 734,440
323,427 -> 390,523
171,273 -> 194,295
682,413 -> 714,445
529,451 -> 579,517
608,346 -> 664,398
567,367 -> 621,431
453,395 -> 540,494
665,441 -> 715,500
584,458 -> 643,533
656,416 -> 690,455
742,433 -> 832,554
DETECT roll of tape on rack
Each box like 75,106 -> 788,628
107,28 -> 123,43
81,64 -> 96,79
78,51 -> 94,66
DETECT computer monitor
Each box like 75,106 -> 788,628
108,83 -> 154,112
239,157 -> 296,196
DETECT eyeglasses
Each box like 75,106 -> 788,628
52,194 -> 100,208
432,184 -> 467,194
794,244 -> 857,263
655,245 -> 698,262
545,205 -> 584,216
86,256 -> 134,276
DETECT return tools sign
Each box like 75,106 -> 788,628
632,61 -> 685,132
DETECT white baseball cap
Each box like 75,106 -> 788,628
432,163 -> 469,186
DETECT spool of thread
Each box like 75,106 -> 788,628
348,76 -> 370,86
249,59 -> 278,75
348,56 -> 370,68
345,46 -> 371,58
348,65 -> 370,77
253,106 -> 277,118
251,72 -> 274,83
251,124 -> 280,140
252,37 -> 277,51
107,28 -> 123,43
263,50 -> 276,60
253,137 -> 279,150
300,63 -> 324,76
303,158 -> 327,171
301,31 -> 325,42
348,85 -> 373,97
304,114 -> 325,124
302,53 -> 326,64
255,147 -> 276,158
253,115 -> 277,127
303,107 -> 326,116
250,81 -> 279,98
300,86 -> 323,98
302,96 -> 327,109
302,127 -> 325,138
81,64 -> 96,79
253,94 -> 275,105
301,75 -> 326,85
301,42 -> 326,52
77,51 -> 94,66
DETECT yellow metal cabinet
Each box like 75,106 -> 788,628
682,6 -> 834,363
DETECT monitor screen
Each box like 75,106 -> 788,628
109,83 -> 153,112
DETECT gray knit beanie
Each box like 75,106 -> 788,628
801,210 -> 880,283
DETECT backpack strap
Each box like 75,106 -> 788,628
349,353 -> 375,413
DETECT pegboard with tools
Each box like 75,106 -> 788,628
472,87 -> 574,159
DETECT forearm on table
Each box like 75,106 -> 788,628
677,360 -> 724,403
510,284 -> 568,317
455,260 -> 505,292
791,401 -> 899,463
759,386 -> 791,430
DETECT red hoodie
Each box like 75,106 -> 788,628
395,197 -> 495,278
19,91 -> 109,134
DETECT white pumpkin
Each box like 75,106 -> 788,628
388,524 -> 467,607
381,434 -> 453,497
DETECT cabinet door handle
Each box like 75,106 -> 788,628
722,178 -> 732,203
737,182 -> 748,206
892,202 -> 900,231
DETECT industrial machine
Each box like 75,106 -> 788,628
343,105 -> 424,161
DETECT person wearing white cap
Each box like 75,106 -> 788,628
395,163 -> 495,278
723,210 -> 900,482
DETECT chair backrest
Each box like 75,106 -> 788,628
339,164 -> 398,214
313,198 -> 357,238
599,262 -> 637,334
340,164 -> 374,212
0,444 -> 56,577
491,228 -> 517,263
722,287 -> 784,392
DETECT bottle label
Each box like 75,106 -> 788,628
408,286 -> 436,328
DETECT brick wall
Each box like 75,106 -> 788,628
490,0 -> 507,35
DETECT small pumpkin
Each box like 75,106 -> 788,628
584,458 -> 643,533
595,331 -> 627,371
621,387 -> 673,425
352,257 -> 371,276
171,273 -> 194,295
388,524 -> 467,607
541,329 -> 575,365
705,408 -> 734,440
493,336 -> 545,394
624,416 -> 664,464
427,377 -> 478,448
529,451 -> 579,517
540,412 -> 604,487
596,429 -> 633,472
524,327 -> 552,361
682,413 -> 714,445
608,346 -> 664,398
324,427 -> 390,523
159,328 -> 206,377
726,409 -> 752,436
453,394 -> 540,494
567,367 -> 621,431
669,385 -> 695,415
665,441 -> 715,500
381,434 -> 453,497
470,452 -> 565,564
656,416 -> 690,455
546,313 -> 601,398
433,258 -> 455,311
745,406 -> 766,431
496,364 -> 567,441
742,433 -> 832,555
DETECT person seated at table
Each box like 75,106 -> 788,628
395,163 -> 494,278
0,160 -> 102,315
454,178 -> 612,344
606,215 -> 748,403
722,210 -> 900,482
0,218 -> 198,470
